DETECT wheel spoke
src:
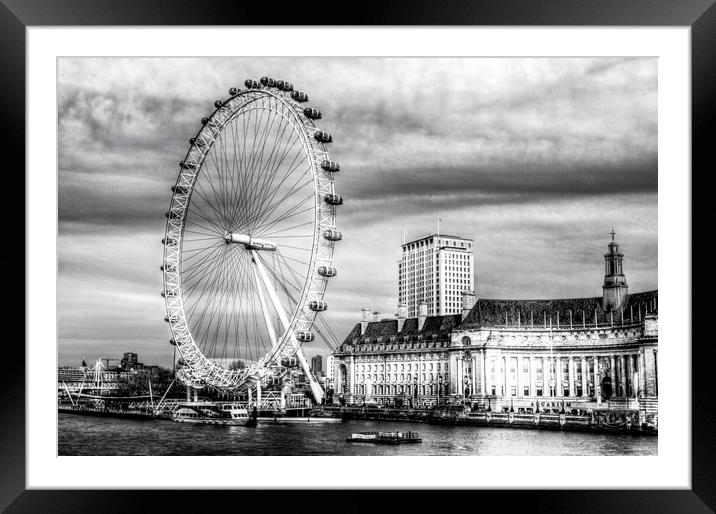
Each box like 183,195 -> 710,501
162,87 -> 337,391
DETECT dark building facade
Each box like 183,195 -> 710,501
310,354 -> 323,376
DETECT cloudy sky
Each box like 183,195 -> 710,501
58,57 -> 657,367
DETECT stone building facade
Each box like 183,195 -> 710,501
331,235 -> 658,415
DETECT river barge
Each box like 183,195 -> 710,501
346,431 -> 422,444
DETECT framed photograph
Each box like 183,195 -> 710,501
6,0 -> 713,511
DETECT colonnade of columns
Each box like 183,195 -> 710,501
335,347 -> 654,404
464,350 -> 651,399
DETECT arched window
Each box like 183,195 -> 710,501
462,336 -> 472,346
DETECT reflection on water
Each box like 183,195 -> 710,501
58,414 -> 657,456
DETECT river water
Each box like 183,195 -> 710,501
58,413 -> 657,456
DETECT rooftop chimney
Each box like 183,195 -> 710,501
461,290 -> 476,320
397,302 -> 408,332
418,301 -> 428,331
360,307 -> 371,335
373,311 -> 381,322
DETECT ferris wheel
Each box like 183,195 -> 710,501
161,77 -> 343,401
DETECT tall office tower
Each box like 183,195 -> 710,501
398,234 -> 474,317
310,354 -> 323,375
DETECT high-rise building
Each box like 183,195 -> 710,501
398,234 -> 474,317
310,354 -> 323,376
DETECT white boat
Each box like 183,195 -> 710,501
258,415 -> 342,424
172,402 -> 252,426
346,431 -> 422,444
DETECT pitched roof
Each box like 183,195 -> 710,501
340,314 -> 462,347
460,290 -> 657,329
338,290 -> 657,348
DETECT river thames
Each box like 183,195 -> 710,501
58,413 -> 657,456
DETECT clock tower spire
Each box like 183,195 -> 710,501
602,228 -> 628,311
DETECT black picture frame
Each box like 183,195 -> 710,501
3,1 -> 712,511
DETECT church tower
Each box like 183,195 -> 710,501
602,229 -> 628,311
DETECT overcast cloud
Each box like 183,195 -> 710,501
58,57 -> 657,367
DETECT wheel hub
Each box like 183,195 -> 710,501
224,231 -> 277,251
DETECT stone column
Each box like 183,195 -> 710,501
622,354 -> 628,397
581,356 -> 588,397
594,355 -> 601,403
455,357 -> 461,395
460,356 -> 468,395
609,355 -> 616,399
472,353 -> 478,397
640,350 -> 647,398
481,349 -> 486,396
543,356 -> 550,396
529,355 -> 536,397
568,357 -> 575,397
503,355 -> 508,397
449,351 -> 459,395
626,354 -> 634,397
555,357 -> 562,396
462,355 -> 467,396
516,356 -> 523,397
349,355 -> 355,395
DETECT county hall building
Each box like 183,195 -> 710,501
330,232 -> 658,416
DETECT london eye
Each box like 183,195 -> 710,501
161,77 -> 342,402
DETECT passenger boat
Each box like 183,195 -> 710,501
346,431 -> 422,444
259,414 -> 342,424
172,402 -> 251,426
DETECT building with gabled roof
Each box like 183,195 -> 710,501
330,232 -> 657,425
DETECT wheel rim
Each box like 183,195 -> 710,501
162,84 -> 339,390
